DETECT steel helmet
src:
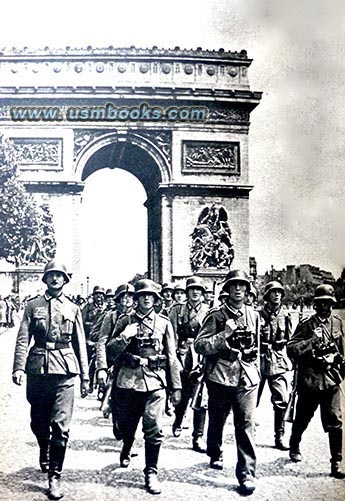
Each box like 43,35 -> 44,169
161,282 -> 174,292
185,276 -> 206,294
172,283 -> 185,299
133,279 -> 161,300
92,285 -> 105,295
114,283 -> 135,301
263,281 -> 285,300
105,288 -> 115,297
222,270 -> 250,293
313,284 -> 336,303
42,260 -> 70,284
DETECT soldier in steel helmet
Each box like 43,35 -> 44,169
256,281 -> 292,450
106,279 -> 181,495
81,285 -> 106,392
95,283 -> 135,423
12,260 -> 89,500
287,284 -> 345,478
169,276 -> 210,452
159,282 -> 175,316
194,269 -> 260,496
172,284 -> 186,305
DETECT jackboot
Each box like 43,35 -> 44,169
329,429 -> 345,479
120,438 -> 135,468
38,438 -> 50,473
144,443 -> 161,495
48,475 -> 64,500
274,409 -> 289,451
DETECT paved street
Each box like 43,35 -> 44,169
0,316 -> 344,501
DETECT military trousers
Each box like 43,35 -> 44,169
113,387 -> 165,446
206,379 -> 257,483
26,374 -> 75,449
257,371 -> 290,410
290,384 -> 343,450
174,371 -> 206,438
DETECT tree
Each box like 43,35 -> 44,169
0,133 -> 56,266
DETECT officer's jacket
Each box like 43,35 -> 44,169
194,302 -> 260,388
106,308 -> 182,392
95,307 -> 134,371
287,312 -> 345,391
12,292 -> 89,379
259,304 -> 292,376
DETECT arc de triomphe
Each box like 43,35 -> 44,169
0,46 -> 261,293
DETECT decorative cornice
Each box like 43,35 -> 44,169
0,46 -> 250,62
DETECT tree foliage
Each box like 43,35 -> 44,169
0,133 -> 56,265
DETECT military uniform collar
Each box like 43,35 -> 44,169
224,301 -> 245,318
44,291 -> 64,302
265,303 -> 281,316
187,301 -> 202,311
136,307 -> 155,322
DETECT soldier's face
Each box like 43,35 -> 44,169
228,281 -> 247,303
314,300 -> 333,318
45,271 -> 65,292
119,293 -> 134,308
93,293 -> 104,305
268,290 -> 282,305
187,287 -> 203,302
106,296 -> 115,308
137,293 -> 156,312
162,290 -> 173,301
174,290 -> 186,303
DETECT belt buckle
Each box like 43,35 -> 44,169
46,341 -> 56,350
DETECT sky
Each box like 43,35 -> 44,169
1,0 -> 345,287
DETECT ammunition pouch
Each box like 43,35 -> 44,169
122,352 -> 167,370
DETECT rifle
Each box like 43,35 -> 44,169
284,366 -> 298,423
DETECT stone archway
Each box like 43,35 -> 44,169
0,46 -> 262,294
75,130 -> 171,282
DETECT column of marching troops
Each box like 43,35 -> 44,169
11,260 -> 345,500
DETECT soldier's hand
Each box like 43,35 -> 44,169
97,369 -> 107,387
225,319 -> 237,335
80,380 -> 90,398
312,327 -> 323,346
122,323 -> 138,340
12,370 -> 25,386
171,389 -> 182,406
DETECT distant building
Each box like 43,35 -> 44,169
260,264 -> 335,287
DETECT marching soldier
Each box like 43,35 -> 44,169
257,281 -> 292,450
96,283 -> 135,386
82,285 -> 106,346
194,270 -> 260,495
287,284 -> 345,479
12,260 -> 89,500
82,285 -> 106,391
106,279 -> 181,495
169,276 -> 209,452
